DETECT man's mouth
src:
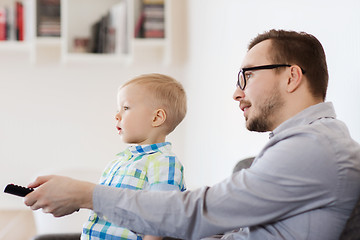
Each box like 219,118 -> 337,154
240,101 -> 251,112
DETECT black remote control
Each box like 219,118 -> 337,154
4,184 -> 34,197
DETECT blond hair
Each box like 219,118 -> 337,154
120,73 -> 187,134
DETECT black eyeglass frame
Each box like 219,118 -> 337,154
237,64 -> 306,90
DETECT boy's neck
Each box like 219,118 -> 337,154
132,135 -> 167,146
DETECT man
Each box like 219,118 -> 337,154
25,29 -> 360,240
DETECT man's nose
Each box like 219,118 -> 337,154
233,86 -> 245,101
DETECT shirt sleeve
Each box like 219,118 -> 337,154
93,131 -> 338,239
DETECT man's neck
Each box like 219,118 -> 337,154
270,98 -> 323,131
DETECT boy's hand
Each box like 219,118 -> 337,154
24,175 -> 95,217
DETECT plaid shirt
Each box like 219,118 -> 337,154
81,142 -> 185,240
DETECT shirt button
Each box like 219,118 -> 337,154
89,214 -> 96,221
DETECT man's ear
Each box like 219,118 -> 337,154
287,65 -> 303,93
152,109 -> 166,127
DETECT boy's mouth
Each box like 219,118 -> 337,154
116,126 -> 122,134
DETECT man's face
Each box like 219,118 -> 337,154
233,40 -> 286,132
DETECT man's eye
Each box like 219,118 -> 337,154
245,72 -> 253,80
123,106 -> 129,110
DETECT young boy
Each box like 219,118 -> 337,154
81,73 -> 187,240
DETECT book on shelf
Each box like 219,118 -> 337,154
6,5 -> 16,41
90,14 -> 111,53
135,0 -> 165,39
36,0 -> 61,37
88,0 -> 128,54
0,7 -> 6,41
134,11 -> 145,38
90,21 -> 100,53
16,1 -> 24,41
0,2 -> 25,41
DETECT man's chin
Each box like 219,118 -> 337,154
246,118 -> 270,132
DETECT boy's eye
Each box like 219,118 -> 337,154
123,106 -> 129,110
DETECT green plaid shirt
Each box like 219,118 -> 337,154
81,142 -> 185,240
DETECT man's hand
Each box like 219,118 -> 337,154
24,175 -> 96,217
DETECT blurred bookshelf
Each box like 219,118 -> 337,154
0,0 -> 172,64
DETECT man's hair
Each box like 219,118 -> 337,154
248,29 -> 328,100
120,73 -> 187,134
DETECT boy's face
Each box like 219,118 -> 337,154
115,84 -> 157,145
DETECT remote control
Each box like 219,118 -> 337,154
4,184 -> 34,197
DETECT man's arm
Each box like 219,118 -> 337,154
90,133 -> 338,240
24,133 -> 339,239
24,175 -> 95,217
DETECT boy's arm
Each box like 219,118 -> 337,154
143,235 -> 162,240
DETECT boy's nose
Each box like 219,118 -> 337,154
115,113 -> 121,121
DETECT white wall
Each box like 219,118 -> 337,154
1,0 -> 360,209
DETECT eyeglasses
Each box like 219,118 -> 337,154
237,64 -> 306,90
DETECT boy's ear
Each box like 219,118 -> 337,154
152,109 -> 166,127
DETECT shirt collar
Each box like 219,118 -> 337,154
125,142 -> 172,156
269,102 -> 336,139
